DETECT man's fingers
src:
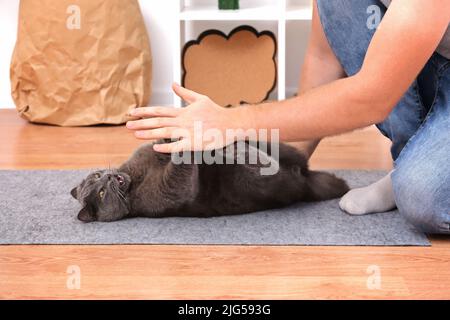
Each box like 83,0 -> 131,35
130,106 -> 181,118
126,117 -> 176,130
172,83 -> 203,104
153,139 -> 188,154
134,127 -> 180,140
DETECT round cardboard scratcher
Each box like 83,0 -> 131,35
182,26 -> 277,107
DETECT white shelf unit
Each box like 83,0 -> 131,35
172,0 -> 312,107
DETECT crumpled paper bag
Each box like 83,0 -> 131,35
10,0 -> 152,126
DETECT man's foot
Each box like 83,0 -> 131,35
339,171 -> 397,215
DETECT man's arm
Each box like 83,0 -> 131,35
289,0 -> 346,159
250,0 -> 450,141
127,0 -> 450,152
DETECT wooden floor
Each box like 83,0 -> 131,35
0,109 -> 448,299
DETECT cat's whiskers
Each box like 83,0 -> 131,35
109,180 -> 127,204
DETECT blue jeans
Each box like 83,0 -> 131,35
317,0 -> 450,234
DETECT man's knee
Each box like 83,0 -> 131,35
392,166 -> 450,234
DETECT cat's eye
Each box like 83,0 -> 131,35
94,173 -> 101,179
99,189 -> 105,199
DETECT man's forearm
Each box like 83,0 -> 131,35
235,74 -> 387,142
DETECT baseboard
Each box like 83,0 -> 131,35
1,87 -> 299,110
150,86 -> 299,107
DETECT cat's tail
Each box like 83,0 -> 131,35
306,171 -> 350,201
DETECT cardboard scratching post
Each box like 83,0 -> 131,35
182,26 -> 277,107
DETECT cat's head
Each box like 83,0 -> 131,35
71,169 -> 132,223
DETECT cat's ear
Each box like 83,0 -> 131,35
77,206 -> 95,223
70,187 -> 78,199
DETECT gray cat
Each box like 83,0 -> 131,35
71,141 -> 349,222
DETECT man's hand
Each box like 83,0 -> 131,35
126,83 -> 240,153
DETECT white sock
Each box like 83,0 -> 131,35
339,171 -> 397,215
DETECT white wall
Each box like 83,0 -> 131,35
0,0 -> 309,109
0,0 -> 19,109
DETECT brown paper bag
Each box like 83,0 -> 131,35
10,0 -> 152,126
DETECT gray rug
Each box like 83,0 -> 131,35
0,170 -> 429,246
